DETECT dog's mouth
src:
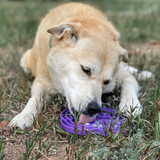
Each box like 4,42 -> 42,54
69,104 -> 95,124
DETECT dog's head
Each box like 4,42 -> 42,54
46,18 -> 128,123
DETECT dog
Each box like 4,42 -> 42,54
9,2 -> 152,129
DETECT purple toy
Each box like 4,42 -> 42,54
60,108 -> 129,136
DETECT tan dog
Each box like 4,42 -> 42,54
9,3 -> 151,129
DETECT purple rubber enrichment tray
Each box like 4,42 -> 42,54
60,108 -> 131,136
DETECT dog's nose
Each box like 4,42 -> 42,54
87,101 -> 101,116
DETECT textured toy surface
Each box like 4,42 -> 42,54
60,108 -> 128,136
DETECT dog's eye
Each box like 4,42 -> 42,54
81,65 -> 91,76
103,80 -> 110,85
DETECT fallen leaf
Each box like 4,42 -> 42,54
4,131 -> 10,136
150,40 -> 160,45
0,120 -> 9,128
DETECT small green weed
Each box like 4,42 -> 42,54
23,126 -> 44,160
0,135 -> 5,160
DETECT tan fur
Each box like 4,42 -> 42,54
9,3 -> 146,129
26,3 -> 120,78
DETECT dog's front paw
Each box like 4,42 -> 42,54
9,112 -> 35,130
119,96 -> 142,115
8,97 -> 38,129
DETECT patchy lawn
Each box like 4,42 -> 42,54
0,0 -> 160,159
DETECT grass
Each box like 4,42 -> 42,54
0,135 -> 5,160
0,0 -> 160,159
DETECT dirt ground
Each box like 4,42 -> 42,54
1,124 -> 69,160
127,40 -> 160,55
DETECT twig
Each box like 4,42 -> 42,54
38,150 -> 49,159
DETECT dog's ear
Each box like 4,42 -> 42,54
47,22 -> 79,43
119,50 -> 128,63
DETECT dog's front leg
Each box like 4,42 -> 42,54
9,79 -> 47,129
118,63 -> 142,115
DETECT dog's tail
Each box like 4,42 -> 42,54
20,49 -> 32,74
